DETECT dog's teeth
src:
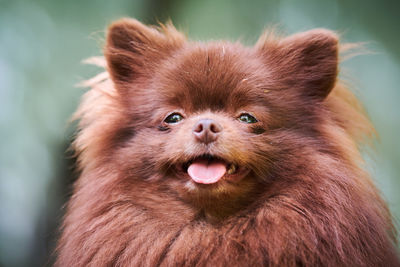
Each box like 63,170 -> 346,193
227,164 -> 236,175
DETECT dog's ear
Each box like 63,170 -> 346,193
257,29 -> 338,100
105,18 -> 185,87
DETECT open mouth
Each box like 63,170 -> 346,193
182,154 -> 244,184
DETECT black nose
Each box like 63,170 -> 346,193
193,119 -> 222,144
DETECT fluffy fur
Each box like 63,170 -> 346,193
57,18 -> 399,266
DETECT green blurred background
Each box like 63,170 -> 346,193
0,0 -> 399,266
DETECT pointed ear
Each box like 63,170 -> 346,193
257,29 -> 339,100
104,18 -> 185,87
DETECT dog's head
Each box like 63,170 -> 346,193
100,19 -> 338,211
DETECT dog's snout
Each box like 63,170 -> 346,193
193,119 -> 222,144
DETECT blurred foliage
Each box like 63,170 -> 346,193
0,0 -> 399,266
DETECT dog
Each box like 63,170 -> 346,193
56,18 -> 399,266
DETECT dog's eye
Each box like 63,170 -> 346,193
238,113 -> 258,123
164,113 -> 184,124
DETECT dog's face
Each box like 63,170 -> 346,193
145,45 -> 273,199
103,19 -> 338,211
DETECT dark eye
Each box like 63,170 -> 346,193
238,113 -> 258,123
164,113 -> 184,124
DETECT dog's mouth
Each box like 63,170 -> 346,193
181,155 -> 248,184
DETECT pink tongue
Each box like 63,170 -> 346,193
187,159 -> 227,184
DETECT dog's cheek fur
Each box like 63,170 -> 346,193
56,19 -> 399,266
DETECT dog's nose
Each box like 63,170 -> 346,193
193,119 -> 222,144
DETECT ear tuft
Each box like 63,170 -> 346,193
104,18 -> 185,86
258,29 -> 339,100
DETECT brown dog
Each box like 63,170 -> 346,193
56,18 -> 399,266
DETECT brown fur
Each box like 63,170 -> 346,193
56,18 -> 399,266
